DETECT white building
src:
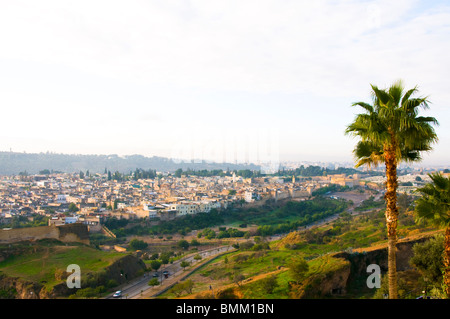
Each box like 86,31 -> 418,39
244,191 -> 258,203
56,194 -> 68,204
197,200 -> 221,213
170,203 -> 199,216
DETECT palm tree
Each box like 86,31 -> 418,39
414,173 -> 450,297
345,80 -> 438,298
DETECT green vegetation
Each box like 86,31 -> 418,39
354,196 -> 385,212
197,227 -> 247,240
251,198 -> 349,236
103,196 -> 349,238
148,278 -> 159,286
2,214 -> 49,229
312,184 -> 349,196
414,173 -> 450,297
0,240 -> 124,292
288,258 -> 309,283
128,239 -> 148,251
148,210 -> 224,235
168,279 -> 195,297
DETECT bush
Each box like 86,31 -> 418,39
288,258 -> 309,283
177,240 -> 190,250
259,275 -> 279,294
169,280 -> 194,297
129,239 -> 148,251
410,235 -> 444,286
239,241 -> 255,250
148,278 -> 159,286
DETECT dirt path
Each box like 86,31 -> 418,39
179,267 -> 288,299
353,228 -> 444,253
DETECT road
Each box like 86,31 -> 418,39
106,245 -> 234,299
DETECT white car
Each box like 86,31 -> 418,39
113,290 -> 122,298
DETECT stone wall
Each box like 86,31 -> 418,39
0,223 -> 90,245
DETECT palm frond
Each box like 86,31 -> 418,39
388,80 -> 405,106
414,173 -> 450,227
401,86 -> 418,108
352,102 -> 374,114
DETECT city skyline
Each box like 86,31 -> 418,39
1,1 -> 449,166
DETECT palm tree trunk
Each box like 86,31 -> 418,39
444,226 -> 450,298
384,146 -> 398,299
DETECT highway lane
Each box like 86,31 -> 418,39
106,245 -> 234,299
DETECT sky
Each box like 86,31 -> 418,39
0,0 -> 449,168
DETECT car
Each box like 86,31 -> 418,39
112,290 -> 122,298
152,272 -> 159,277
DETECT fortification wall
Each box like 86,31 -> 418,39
0,223 -> 90,245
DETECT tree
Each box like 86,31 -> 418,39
129,239 -> 148,251
259,275 -> 279,294
414,173 -> 450,297
233,274 -> 245,287
288,258 -> 309,283
180,260 -> 190,270
169,283 -> 185,297
345,80 -> 438,298
148,278 -> 159,286
160,253 -> 170,266
190,239 -> 200,246
68,203 -> 79,213
169,280 -> 194,296
410,234 -> 444,290
175,168 -> 183,178
177,240 -> 190,250
397,193 -> 412,213
150,260 -> 162,272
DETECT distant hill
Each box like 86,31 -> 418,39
0,151 -> 261,175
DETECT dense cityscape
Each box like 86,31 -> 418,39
1,162 -> 445,231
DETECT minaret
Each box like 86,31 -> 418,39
292,175 -> 295,184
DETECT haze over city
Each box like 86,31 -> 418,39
1,0 -> 449,167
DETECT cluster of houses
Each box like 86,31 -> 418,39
0,170 -> 379,230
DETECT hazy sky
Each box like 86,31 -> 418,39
1,0 -> 449,167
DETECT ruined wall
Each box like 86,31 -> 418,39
0,223 -> 90,245
334,236 -> 431,278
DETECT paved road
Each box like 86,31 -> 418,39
106,245 -> 234,299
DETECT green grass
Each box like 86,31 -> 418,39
0,243 -> 124,290
239,270 -> 291,299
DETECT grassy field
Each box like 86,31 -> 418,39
0,241 -> 124,290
